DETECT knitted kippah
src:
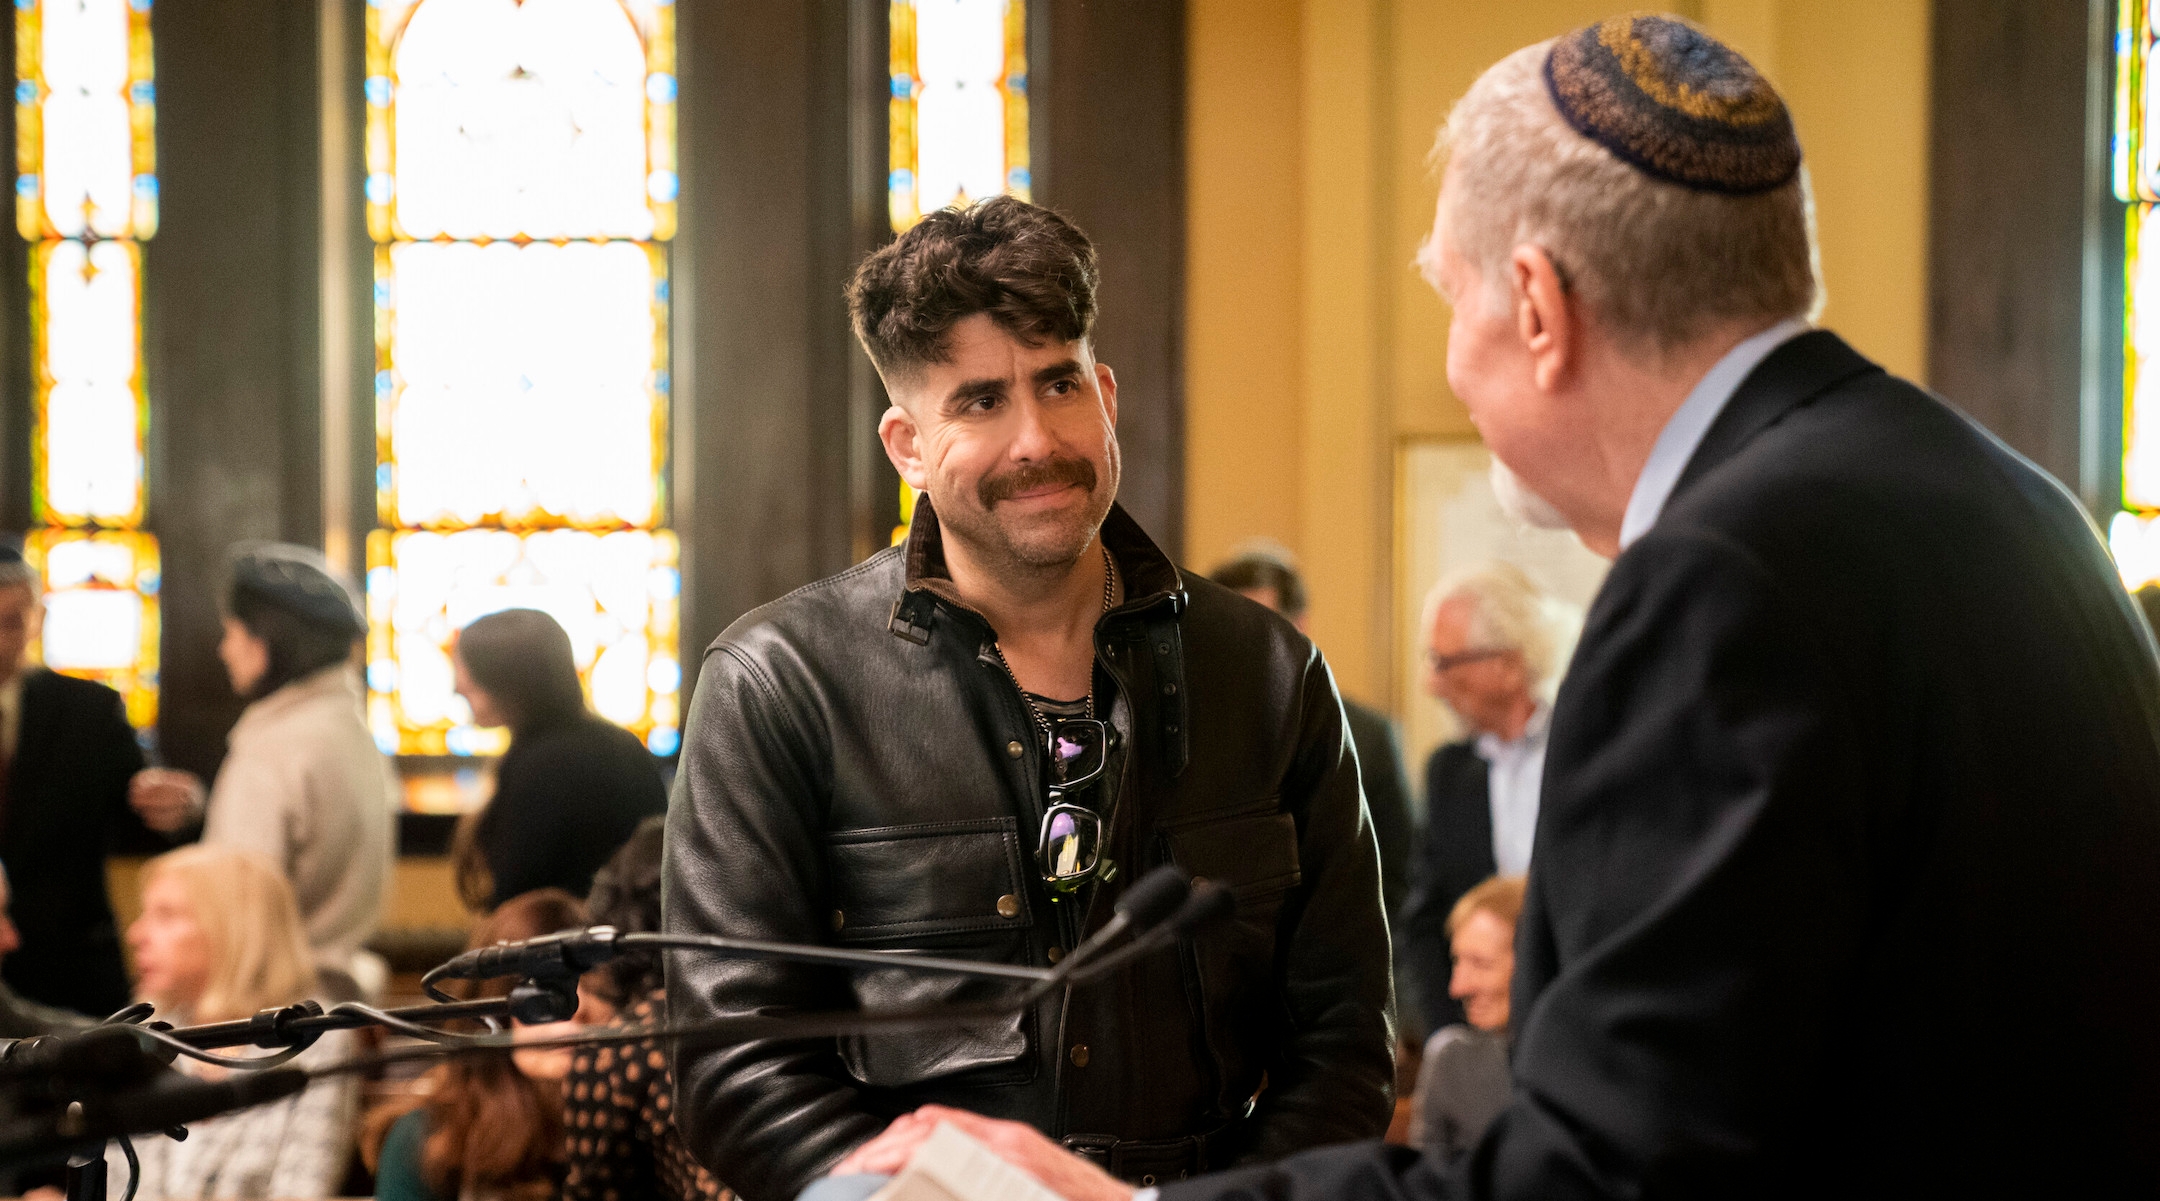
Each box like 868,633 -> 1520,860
1543,14 -> 1800,195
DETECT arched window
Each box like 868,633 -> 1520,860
364,0 -> 680,758
16,0 -> 161,726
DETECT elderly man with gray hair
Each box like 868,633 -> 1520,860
1397,562 -> 1556,1037
830,13 -> 2160,1198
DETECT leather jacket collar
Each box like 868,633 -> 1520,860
890,496 -> 1188,645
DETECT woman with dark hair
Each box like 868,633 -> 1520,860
450,609 -> 667,912
129,542 -> 395,999
363,888 -> 605,1201
562,817 -> 728,1201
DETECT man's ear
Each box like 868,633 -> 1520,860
1093,361 -> 1118,427
878,404 -> 929,490
1510,244 -> 1575,393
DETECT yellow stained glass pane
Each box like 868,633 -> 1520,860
379,239 -> 666,530
369,0 -> 675,243
890,0 -> 1028,233
2128,206 -> 2160,512
33,238 -> 144,526
365,527 -> 680,756
15,0 -> 154,241
25,528 -> 159,726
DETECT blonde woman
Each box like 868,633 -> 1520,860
116,845 -> 360,1199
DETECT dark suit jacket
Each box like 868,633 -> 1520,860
1398,741 -> 1494,1036
1342,698 -> 1415,919
0,669 -> 155,1017
1165,332 -> 2160,1198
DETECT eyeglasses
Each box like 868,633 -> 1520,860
1425,647 -> 1512,674
1037,719 -> 1109,894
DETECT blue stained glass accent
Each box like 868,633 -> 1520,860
138,570 -> 160,596
654,278 -> 670,303
365,172 -> 395,204
1007,167 -> 1031,191
647,726 -> 681,756
373,729 -> 398,755
14,0 -> 33,12
653,566 -> 680,598
15,175 -> 36,198
365,76 -> 393,107
890,168 -> 915,191
128,0 -> 151,11
130,81 -> 154,105
376,463 -> 394,491
645,73 -> 677,104
1008,73 -> 1027,95
374,281 -> 392,309
647,170 -> 679,202
891,74 -> 914,99
15,81 -> 34,106
368,566 -> 396,594
132,175 -> 157,198
654,370 -> 671,395
518,374 -> 535,392
366,659 -> 398,692
376,370 -> 393,398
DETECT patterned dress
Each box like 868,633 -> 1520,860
562,991 -> 729,1201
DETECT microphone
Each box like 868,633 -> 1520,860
0,1025 -> 174,1083
426,925 -> 628,985
0,1067 -> 308,1165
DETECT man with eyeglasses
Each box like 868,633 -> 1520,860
662,196 -> 1394,1201
1398,562 -> 1558,1036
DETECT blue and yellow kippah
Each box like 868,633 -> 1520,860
1544,13 -> 1800,195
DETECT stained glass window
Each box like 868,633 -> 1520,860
16,0 -> 159,727
367,0 -> 679,758
889,0 -> 1029,233
889,0 -> 1029,542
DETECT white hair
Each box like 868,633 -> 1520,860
1424,41 -> 1822,353
1423,561 -> 1559,686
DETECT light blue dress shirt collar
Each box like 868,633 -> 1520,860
1617,318 -> 1812,551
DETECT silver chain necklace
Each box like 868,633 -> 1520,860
993,545 -> 1117,739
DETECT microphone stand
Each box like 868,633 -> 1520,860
6,866 -> 1229,1201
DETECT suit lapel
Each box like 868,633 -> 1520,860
1666,329 -> 1881,512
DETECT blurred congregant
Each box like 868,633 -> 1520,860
1398,562 -> 1556,1034
116,844 -> 361,1199
1407,874 -> 1523,1165
0,548 -> 183,1018
448,608 -> 667,914
132,542 -> 396,1002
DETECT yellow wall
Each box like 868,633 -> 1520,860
1185,0 -> 1932,711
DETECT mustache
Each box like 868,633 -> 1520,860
979,458 -> 1098,507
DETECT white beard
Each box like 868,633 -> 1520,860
1490,456 -> 1573,531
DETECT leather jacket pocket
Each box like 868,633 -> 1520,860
826,818 -> 1036,1089
1163,807 -> 1301,1104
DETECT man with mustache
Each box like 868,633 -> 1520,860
662,196 -> 1394,1201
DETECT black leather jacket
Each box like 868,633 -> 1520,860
663,501 -> 1395,1201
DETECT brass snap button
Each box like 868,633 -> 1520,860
831,910 -> 845,932
1046,945 -> 1065,964
996,894 -> 1021,919
1069,1044 -> 1089,1067
1006,740 -> 1025,758
1140,1176 -> 1156,1187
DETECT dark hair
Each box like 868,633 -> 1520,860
1209,552 -> 1309,623
455,609 -> 587,733
846,195 -> 1100,379
225,587 -> 359,701
585,816 -> 666,1004
360,889 -> 589,1201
